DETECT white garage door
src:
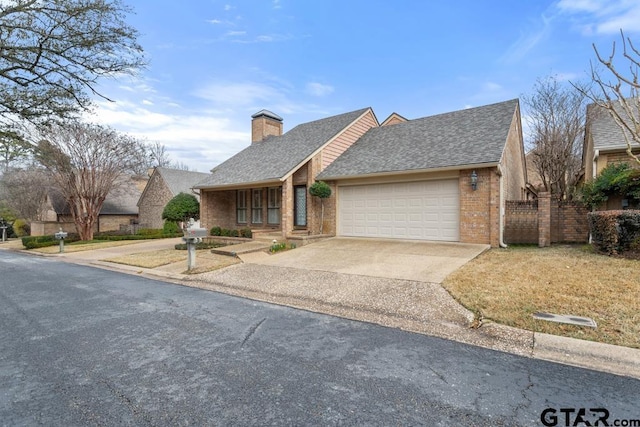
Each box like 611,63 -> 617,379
338,179 -> 460,241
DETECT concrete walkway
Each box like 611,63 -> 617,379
3,237 -> 639,379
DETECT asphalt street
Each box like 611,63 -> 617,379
1,251 -> 639,426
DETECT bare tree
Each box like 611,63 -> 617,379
0,167 -> 50,221
34,121 -> 145,240
523,76 -> 588,199
587,30 -> 640,165
147,141 -> 172,168
0,0 -> 145,123
170,160 -> 193,171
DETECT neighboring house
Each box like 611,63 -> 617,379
196,99 -> 527,247
34,175 -> 146,236
137,167 -> 211,229
583,101 -> 640,209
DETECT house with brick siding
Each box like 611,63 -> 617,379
583,101 -> 640,210
34,175 -> 146,236
137,167 -> 211,229
196,99 -> 527,247
195,108 -> 379,238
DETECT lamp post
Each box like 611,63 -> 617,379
0,217 -> 7,242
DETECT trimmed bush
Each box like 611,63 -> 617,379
163,221 -> 181,235
174,242 -> 226,250
136,228 -> 164,236
21,234 -> 80,249
588,210 -> 640,255
209,226 -> 252,238
162,192 -> 200,223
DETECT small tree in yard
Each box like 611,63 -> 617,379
35,121 -> 146,241
162,192 -> 199,231
309,181 -> 331,234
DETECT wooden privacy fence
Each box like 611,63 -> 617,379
504,193 -> 590,246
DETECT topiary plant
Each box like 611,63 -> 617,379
162,192 -> 200,230
309,181 -> 332,234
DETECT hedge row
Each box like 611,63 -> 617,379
174,242 -> 226,250
21,234 -> 80,249
588,210 -> 640,255
21,230 -> 182,249
210,226 -> 252,238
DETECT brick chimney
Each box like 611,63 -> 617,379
251,110 -> 283,143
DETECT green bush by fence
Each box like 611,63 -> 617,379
588,210 -> 640,255
210,226 -> 252,238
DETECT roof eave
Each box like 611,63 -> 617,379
195,179 -> 282,191
319,162 -> 500,181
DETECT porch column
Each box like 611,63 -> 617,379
538,192 -> 551,247
281,177 -> 294,238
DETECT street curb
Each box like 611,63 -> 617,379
533,333 -> 640,379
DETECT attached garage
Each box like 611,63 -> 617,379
338,179 -> 460,241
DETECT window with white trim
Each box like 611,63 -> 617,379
268,187 -> 281,224
237,190 -> 247,224
252,189 -> 263,224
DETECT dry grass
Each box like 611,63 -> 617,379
106,249 -> 187,268
443,245 -> 640,349
31,240 -> 146,254
105,249 -> 240,273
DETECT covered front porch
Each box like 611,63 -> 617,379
199,178 -> 332,240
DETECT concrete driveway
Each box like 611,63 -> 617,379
241,237 -> 488,283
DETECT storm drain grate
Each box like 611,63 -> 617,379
532,312 -> 597,328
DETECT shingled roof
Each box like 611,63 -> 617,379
586,101 -> 638,150
318,99 -> 519,180
195,108 -> 371,189
155,167 -> 211,197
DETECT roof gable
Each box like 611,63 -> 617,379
156,167 -> 211,196
196,107 -> 371,188
318,99 -> 519,179
586,101 -> 639,150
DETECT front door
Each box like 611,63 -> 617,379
294,186 -> 307,227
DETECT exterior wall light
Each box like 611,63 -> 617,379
470,170 -> 478,191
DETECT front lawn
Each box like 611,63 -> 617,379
442,245 -> 640,349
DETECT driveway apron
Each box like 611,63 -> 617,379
240,237 -> 488,283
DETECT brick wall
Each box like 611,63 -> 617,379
98,215 -> 137,233
504,200 -> 538,244
459,167 -> 500,246
504,193 -> 589,246
553,201 -> 590,243
30,221 -> 77,236
200,190 -> 235,230
138,173 -> 172,229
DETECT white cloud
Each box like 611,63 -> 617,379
306,82 -> 334,97
89,100 -> 250,172
501,14 -> 554,63
142,99 -> 154,106
483,82 -> 503,92
273,0 -> 282,9
226,31 -> 246,37
207,19 -> 222,24
224,4 -> 232,11
556,0 -> 640,34
194,82 -> 281,106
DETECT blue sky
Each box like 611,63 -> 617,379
89,0 -> 640,172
